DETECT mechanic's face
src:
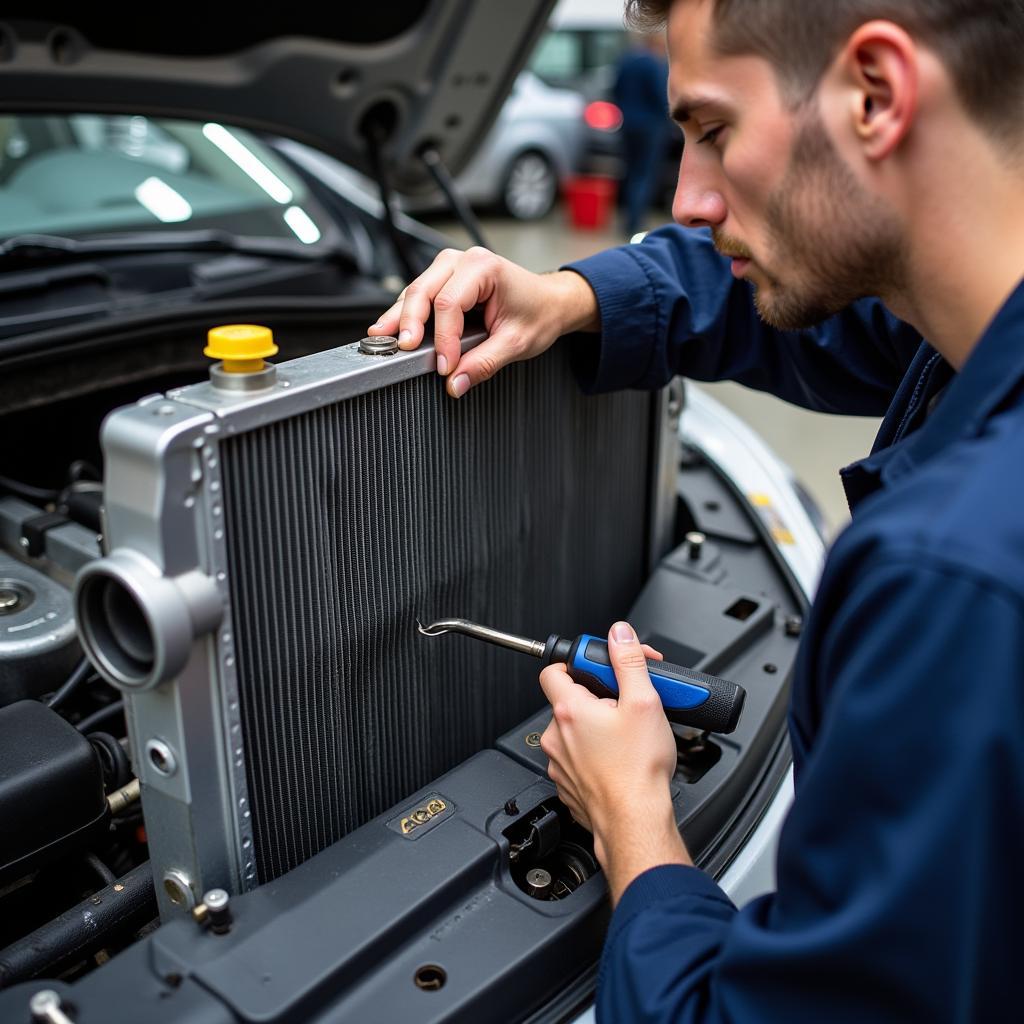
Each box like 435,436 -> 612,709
667,0 -> 906,329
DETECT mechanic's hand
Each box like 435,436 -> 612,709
539,621 -> 690,904
367,247 -> 598,398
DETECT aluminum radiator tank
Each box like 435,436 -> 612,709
75,331 -> 677,916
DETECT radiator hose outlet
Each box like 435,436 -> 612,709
74,550 -> 222,691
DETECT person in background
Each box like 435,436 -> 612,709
613,32 -> 672,236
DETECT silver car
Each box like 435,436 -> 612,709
404,70 -> 586,221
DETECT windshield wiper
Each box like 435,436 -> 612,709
0,230 -> 356,271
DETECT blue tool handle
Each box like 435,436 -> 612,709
565,635 -> 746,734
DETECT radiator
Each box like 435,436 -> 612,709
76,333 -> 673,910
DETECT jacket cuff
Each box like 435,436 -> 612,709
608,865 -> 734,948
562,246 -> 660,393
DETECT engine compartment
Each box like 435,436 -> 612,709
0,311 -> 804,1022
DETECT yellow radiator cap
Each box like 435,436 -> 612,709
205,324 -> 279,374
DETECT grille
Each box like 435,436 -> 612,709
221,347 -> 654,882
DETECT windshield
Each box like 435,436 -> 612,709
0,115 -> 329,245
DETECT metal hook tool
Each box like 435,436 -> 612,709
416,618 -> 546,657
416,616 -> 746,733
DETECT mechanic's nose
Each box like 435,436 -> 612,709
672,154 -> 726,229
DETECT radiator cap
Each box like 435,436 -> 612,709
205,324 -> 279,374
205,324 -> 279,392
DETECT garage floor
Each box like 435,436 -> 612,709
431,208 -> 881,539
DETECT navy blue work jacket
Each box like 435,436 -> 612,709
566,226 -> 1024,1023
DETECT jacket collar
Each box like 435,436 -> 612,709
842,277 -> 1024,510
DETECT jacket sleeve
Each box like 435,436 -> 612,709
596,553 -> 1024,1023
565,225 -> 922,415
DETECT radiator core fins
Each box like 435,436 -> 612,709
222,348 -> 653,882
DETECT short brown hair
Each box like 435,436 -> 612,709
624,0 -> 1024,140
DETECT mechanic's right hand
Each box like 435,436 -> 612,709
367,247 -> 599,398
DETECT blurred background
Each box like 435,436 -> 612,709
419,0 -> 881,539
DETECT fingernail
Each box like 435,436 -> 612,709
399,330 -> 412,344
612,622 -> 636,643
371,322 -> 385,331
451,374 -> 470,398
437,354 -> 449,375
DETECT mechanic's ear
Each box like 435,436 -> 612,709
838,20 -> 918,160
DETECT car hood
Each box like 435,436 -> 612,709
0,2 -> 557,194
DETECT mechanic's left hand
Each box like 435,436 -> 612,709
539,621 -> 690,903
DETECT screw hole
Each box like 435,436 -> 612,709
49,29 -> 78,65
414,964 -> 447,991
147,740 -> 177,776
334,68 -> 360,97
703,500 -> 721,513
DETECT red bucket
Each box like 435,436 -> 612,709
565,175 -> 617,230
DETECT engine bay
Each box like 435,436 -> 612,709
0,313 -> 805,1022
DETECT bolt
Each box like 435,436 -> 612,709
358,335 -> 399,356
525,867 -> 553,900
525,731 -> 542,748
204,888 -> 229,911
19,536 -> 30,550
29,990 -> 74,1024
504,798 -> 520,816
203,888 -> 232,934
784,615 -> 804,637
685,531 -> 706,560
0,588 -> 20,613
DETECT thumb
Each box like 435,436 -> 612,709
445,330 -> 522,398
608,621 -> 657,707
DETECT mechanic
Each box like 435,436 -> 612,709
369,0 -> 1024,1019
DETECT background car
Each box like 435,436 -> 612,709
0,4 -> 822,1022
404,70 -> 586,221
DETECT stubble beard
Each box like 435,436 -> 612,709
745,109 -> 908,331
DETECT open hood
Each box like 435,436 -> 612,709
0,2 -> 557,193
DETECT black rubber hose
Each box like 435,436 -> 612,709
0,474 -> 58,504
0,862 -> 156,989
46,657 -> 94,710
84,852 -> 116,887
62,487 -> 104,534
363,122 -> 420,283
420,146 -> 489,249
76,700 -> 124,735
87,732 -> 132,791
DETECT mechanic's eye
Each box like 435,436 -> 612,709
697,126 -> 724,146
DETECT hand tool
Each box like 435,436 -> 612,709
416,618 -> 745,733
